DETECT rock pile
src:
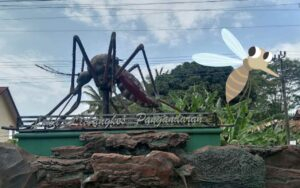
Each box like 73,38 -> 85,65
184,146 -> 265,188
0,131 -> 274,188
246,145 -> 300,188
52,131 -> 188,158
83,151 -> 181,188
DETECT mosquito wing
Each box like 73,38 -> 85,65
192,53 -> 243,68
221,28 -> 247,60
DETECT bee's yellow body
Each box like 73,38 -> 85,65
226,62 -> 250,103
225,48 -> 279,103
192,29 -> 279,103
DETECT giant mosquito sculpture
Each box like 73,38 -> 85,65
37,32 -> 177,118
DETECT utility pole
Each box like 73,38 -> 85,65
274,51 -> 290,145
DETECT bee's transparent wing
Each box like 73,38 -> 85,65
192,53 -> 243,68
221,28 -> 247,60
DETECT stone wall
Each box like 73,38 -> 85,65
1,131 -> 298,188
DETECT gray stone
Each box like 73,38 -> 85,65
184,145 -> 265,188
0,143 -> 37,188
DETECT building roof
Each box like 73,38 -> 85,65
0,87 -> 7,95
0,87 -> 21,127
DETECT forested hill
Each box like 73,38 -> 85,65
155,61 -> 233,97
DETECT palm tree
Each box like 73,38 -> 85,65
81,85 -> 103,115
155,67 -> 169,77
82,85 -> 131,114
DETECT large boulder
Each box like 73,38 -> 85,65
52,131 -> 188,159
82,150 -> 181,188
0,143 -> 37,188
246,145 -> 300,188
183,145 -> 265,188
52,146 -> 87,159
266,166 -> 300,188
32,157 -> 92,188
81,131 -> 188,155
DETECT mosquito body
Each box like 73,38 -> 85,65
37,32 -> 165,120
192,29 -> 279,103
89,54 -> 159,107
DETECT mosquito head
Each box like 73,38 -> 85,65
246,46 -> 279,77
114,57 -> 123,65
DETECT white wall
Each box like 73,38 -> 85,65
0,95 -> 15,142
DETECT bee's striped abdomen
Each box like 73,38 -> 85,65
226,65 -> 250,103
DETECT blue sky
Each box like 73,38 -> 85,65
0,0 -> 299,115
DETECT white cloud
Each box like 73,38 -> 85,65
0,39 -> 5,51
64,8 -> 96,26
0,10 -> 27,31
63,0 -> 244,46
264,0 -> 296,4
0,53 -> 72,115
233,12 -> 253,27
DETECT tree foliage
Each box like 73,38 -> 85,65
248,59 -> 300,121
82,85 -> 103,115
155,62 -> 232,98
